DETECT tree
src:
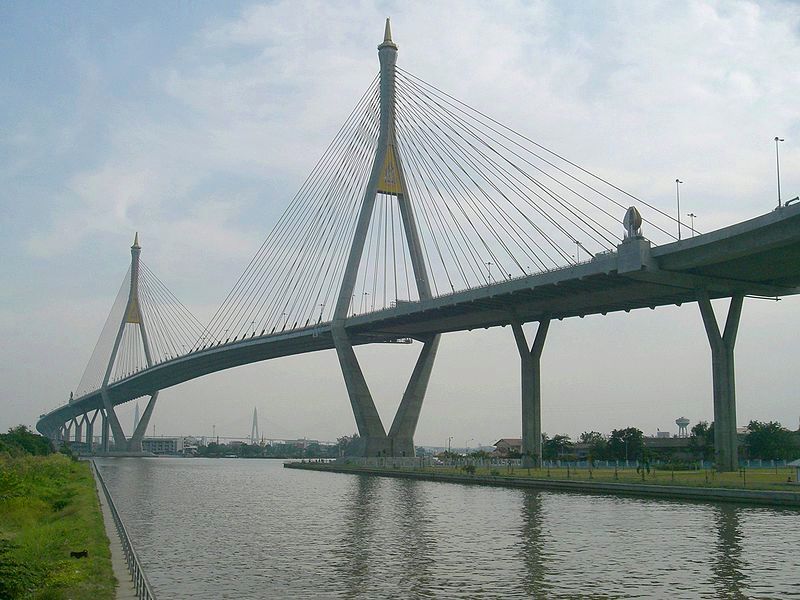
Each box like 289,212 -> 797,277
746,421 -> 796,461
608,427 -> 643,462
0,425 -> 51,456
337,434 -> 360,457
579,431 -> 608,461
689,421 -> 714,461
304,442 -> 322,457
543,434 -> 573,460
468,449 -> 491,460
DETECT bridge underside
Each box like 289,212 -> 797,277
347,207 -> 800,339
40,204 -> 800,468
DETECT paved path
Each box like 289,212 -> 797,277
91,466 -> 138,599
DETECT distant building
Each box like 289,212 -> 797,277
642,435 -> 693,460
284,438 -> 320,449
142,437 -> 184,455
492,438 -> 522,457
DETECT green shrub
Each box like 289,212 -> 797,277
0,426 -> 52,457
0,455 -> 114,598
0,539 -> 37,599
0,469 -> 25,501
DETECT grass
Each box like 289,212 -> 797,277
0,454 -> 115,599
321,463 -> 798,492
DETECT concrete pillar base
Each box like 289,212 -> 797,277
388,437 -> 415,458
351,435 -> 392,457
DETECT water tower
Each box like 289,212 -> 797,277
676,417 -> 690,438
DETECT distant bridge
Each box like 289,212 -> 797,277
38,21 -> 800,471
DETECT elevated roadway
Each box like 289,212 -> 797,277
38,202 -> 800,437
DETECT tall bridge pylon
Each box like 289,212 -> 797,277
332,20 -> 440,457
54,232 -> 212,454
99,233 -> 159,453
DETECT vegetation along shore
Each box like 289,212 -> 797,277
0,426 -> 115,599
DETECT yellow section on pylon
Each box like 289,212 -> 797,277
377,145 -> 404,196
124,298 -> 141,324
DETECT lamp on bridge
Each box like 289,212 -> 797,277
775,136 -> 784,208
675,179 -> 684,240
686,213 -> 697,237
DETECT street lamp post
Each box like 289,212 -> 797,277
485,261 -> 494,283
686,213 -> 697,237
675,179 -> 684,240
775,136 -> 785,208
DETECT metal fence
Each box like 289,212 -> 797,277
91,460 -> 157,600
327,457 -> 794,470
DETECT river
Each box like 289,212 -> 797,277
95,457 -> 799,599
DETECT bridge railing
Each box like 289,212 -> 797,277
91,460 -> 157,600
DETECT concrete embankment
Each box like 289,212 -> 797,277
88,462 -> 141,600
284,462 -> 800,508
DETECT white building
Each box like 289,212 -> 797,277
141,437 -> 184,455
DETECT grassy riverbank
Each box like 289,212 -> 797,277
0,453 -> 115,599
418,464 -> 795,491
287,462 -> 800,506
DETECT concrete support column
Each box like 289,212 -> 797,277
388,335 -> 441,457
86,410 -> 98,452
331,327 -> 389,456
128,392 -> 159,452
101,409 -> 110,453
75,417 -> 83,445
100,389 -> 127,450
511,319 -> 550,468
698,293 -> 744,472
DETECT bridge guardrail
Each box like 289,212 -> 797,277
91,460 -> 157,600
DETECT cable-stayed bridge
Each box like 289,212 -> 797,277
38,22 -> 800,471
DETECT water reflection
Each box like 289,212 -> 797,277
337,474 -> 380,597
95,459 -> 800,599
395,479 -> 434,597
99,459 -> 158,537
519,490 -> 549,598
712,504 -> 748,599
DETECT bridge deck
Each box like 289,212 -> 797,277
38,204 -> 800,435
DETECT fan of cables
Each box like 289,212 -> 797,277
201,67 -> 683,344
74,263 -> 214,397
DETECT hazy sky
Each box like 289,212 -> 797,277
1,1 -> 798,446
